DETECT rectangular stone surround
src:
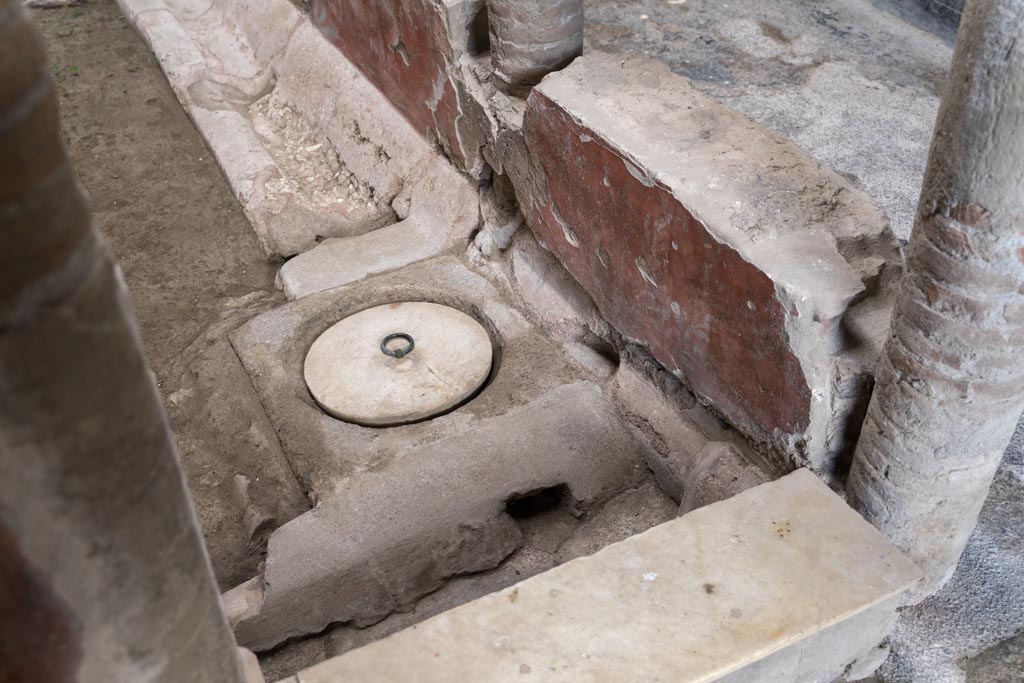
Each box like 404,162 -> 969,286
229,257 -> 587,502
279,469 -> 922,683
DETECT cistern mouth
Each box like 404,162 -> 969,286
303,301 -> 495,427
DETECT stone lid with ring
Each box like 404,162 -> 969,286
304,302 -> 493,426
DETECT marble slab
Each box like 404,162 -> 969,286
279,470 -> 921,683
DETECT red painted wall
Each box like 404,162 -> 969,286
523,92 -> 812,436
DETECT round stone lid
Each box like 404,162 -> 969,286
304,302 -> 493,426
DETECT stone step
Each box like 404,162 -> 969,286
275,470 -> 922,683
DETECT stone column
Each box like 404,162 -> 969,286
488,0 -> 583,97
0,3 -> 245,681
847,0 -> 1024,600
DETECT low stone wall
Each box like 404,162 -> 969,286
517,54 -> 901,476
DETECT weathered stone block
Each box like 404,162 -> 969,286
508,231 -> 600,341
679,441 -> 772,515
610,362 -> 771,505
225,381 -> 646,651
277,216 -> 445,300
518,52 -> 902,476
280,470 -> 923,683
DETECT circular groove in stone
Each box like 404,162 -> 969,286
304,302 -> 493,426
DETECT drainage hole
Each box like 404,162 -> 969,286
504,484 -> 569,520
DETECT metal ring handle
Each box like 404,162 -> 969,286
380,332 -> 415,359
